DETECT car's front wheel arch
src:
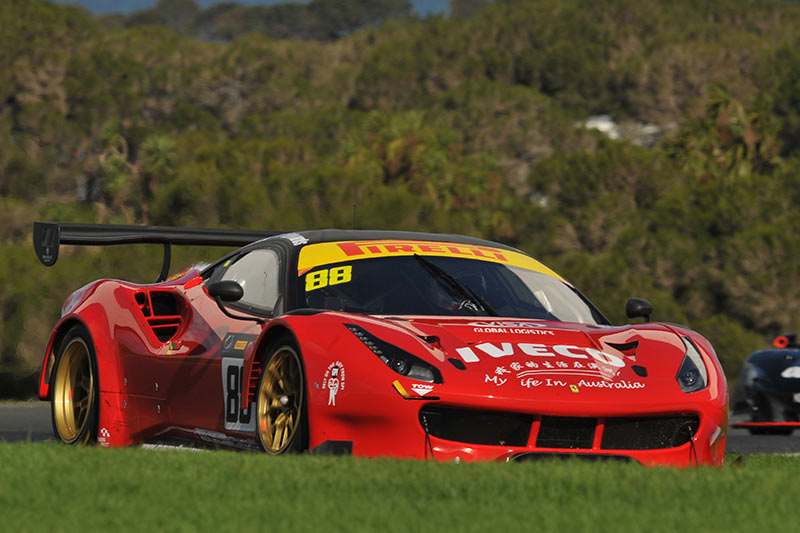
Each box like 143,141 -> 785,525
253,328 -> 309,454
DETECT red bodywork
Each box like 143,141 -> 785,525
732,422 -> 800,429
38,237 -> 728,467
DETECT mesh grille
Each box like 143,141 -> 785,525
418,407 -> 700,452
601,416 -> 699,450
419,407 -> 533,446
536,416 -> 596,449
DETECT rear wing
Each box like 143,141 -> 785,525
33,221 -> 282,282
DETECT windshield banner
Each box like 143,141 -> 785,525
297,240 -> 563,280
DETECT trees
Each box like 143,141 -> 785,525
774,45 -> 800,157
4,0 -> 800,393
116,0 -> 415,42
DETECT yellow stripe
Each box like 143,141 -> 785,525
298,240 -> 563,280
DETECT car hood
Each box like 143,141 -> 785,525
363,315 -> 701,406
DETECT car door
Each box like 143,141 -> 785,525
162,244 -> 285,443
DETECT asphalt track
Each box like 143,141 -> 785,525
1,403 -> 799,455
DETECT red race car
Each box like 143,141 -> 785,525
33,222 -> 727,466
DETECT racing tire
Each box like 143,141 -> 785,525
50,325 -> 99,445
255,334 -> 308,454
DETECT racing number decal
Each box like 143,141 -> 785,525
305,265 -> 352,292
221,358 -> 256,432
226,365 -> 247,424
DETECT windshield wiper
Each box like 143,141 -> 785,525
412,254 -> 499,316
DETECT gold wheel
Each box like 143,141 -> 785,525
257,344 -> 305,454
52,335 -> 96,444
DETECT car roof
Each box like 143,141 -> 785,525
279,229 -> 522,253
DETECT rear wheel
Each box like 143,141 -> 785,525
50,326 -> 98,444
256,335 -> 307,454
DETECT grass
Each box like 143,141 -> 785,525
1,444 -> 799,532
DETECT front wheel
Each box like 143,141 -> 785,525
50,325 -> 99,445
256,335 -> 307,454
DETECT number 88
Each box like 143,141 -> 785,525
305,265 -> 352,291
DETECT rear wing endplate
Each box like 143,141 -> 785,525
33,221 -> 282,282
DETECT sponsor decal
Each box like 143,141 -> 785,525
98,427 -> 111,447
221,358 -> 256,432
515,362 -> 596,375
276,232 -> 309,246
339,241 -> 509,261
297,240 -> 564,279
485,374 -> 507,386
782,366 -> 800,379
461,342 -> 648,390
455,342 -> 625,371
411,383 -> 435,396
471,327 -> 555,335
219,333 -> 257,359
519,377 -> 645,390
141,443 -> 205,452
575,379 -> 645,390
322,362 -> 346,406
468,321 -> 549,328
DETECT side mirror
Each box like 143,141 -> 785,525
207,280 -> 244,302
206,279 -> 265,324
625,297 -> 653,323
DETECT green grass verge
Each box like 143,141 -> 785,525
1,443 -> 799,532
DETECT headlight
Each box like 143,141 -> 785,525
675,337 -> 709,393
345,324 -> 443,384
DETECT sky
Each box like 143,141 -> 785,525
53,0 -> 450,16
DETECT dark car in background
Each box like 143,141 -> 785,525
732,334 -> 800,435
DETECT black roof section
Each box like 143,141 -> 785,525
280,229 -> 523,253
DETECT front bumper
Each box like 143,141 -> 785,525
422,410 -> 726,467
310,392 -> 727,467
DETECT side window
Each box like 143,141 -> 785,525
220,248 -> 281,314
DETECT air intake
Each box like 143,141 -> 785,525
134,291 -> 183,342
419,406 -> 533,447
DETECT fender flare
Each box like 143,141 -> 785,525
39,305 -> 127,400
241,320 -> 300,411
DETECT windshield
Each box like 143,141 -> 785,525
297,255 -> 607,325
